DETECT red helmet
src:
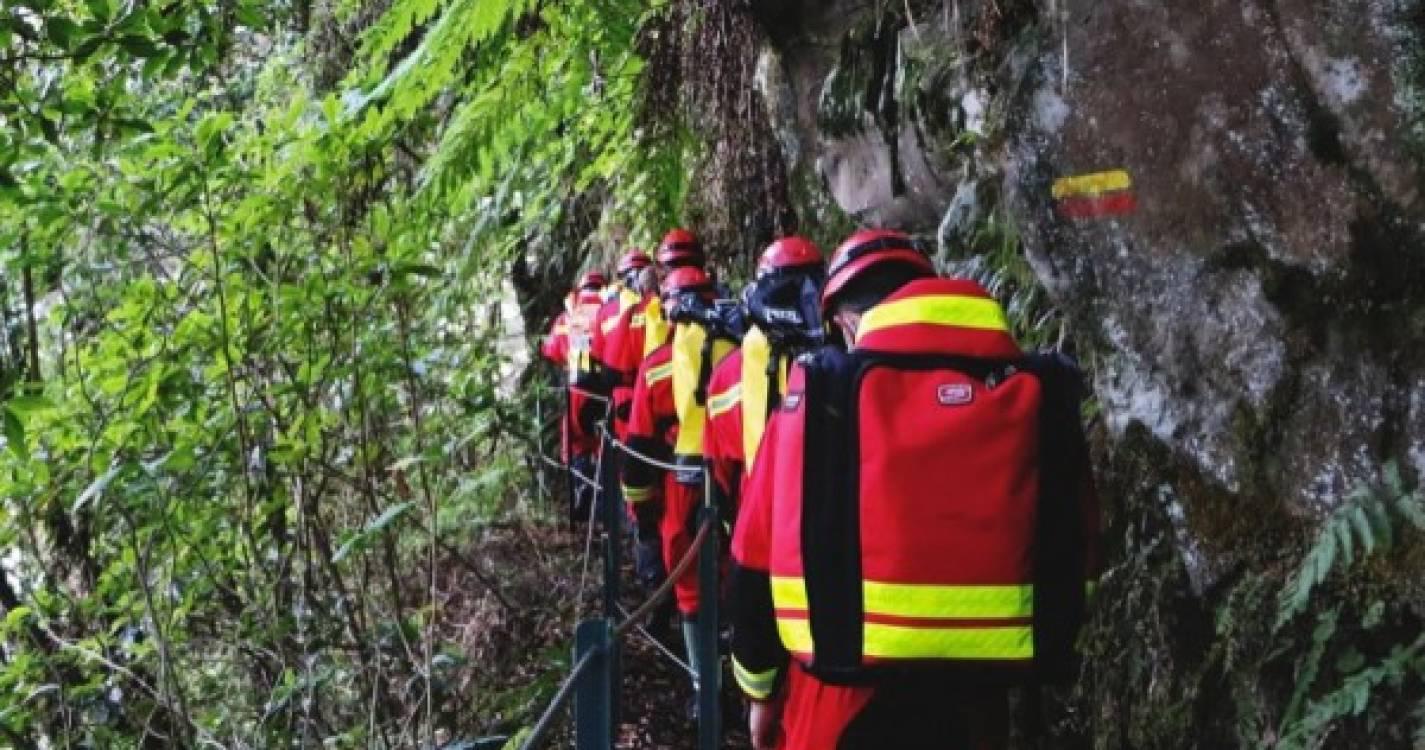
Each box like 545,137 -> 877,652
617,249 -> 652,275
659,266 -> 713,297
579,271 -> 607,290
757,236 -> 825,277
821,229 -> 934,312
656,228 -> 704,268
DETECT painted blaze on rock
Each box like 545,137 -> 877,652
1008,0 -> 1425,527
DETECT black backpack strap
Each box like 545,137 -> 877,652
694,327 -> 717,407
765,349 -> 783,412
798,347 -> 866,682
1021,352 -> 1089,684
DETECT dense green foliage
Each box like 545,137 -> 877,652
0,0 -> 685,745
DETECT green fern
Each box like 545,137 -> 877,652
1276,633 -> 1425,750
345,0 -> 535,123
1281,608 -> 1340,731
1275,461 -> 1423,629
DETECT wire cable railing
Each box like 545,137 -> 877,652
520,385 -> 724,750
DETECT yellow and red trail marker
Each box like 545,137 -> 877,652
1052,169 -> 1137,220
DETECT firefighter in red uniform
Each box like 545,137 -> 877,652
730,230 -> 1101,749
541,293 -> 573,369
704,237 -> 827,522
619,230 -> 712,633
564,270 -> 608,523
623,265 -> 740,716
640,228 -> 705,360
588,250 -> 655,439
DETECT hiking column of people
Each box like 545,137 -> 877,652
539,228 -> 1104,750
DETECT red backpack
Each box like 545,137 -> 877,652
769,348 -> 1092,685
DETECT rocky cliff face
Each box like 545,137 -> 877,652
750,0 -> 1425,745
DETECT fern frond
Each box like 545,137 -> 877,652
345,0 -> 534,122
1277,633 -> 1425,750
362,0 -> 443,63
1276,463 -> 1424,629
1280,608 -> 1338,732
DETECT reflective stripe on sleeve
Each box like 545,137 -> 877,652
622,484 -> 653,503
732,657 -> 779,700
708,382 -> 743,417
645,362 -> 673,385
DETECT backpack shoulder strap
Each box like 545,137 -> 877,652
1020,351 -> 1091,684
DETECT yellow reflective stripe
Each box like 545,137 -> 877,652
864,623 -> 1033,660
856,295 -> 1010,342
622,484 -> 653,503
863,581 -> 1033,619
772,577 -> 1032,619
1051,169 -> 1133,199
777,618 -> 813,655
732,657 -> 779,700
770,576 -> 808,611
644,362 -> 673,385
708,382 -> 742,417
631,313 -> 646,328
775,619 -> 1033,660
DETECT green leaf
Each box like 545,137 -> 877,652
391,262 -> 442,280
196,112 -> 234,152
3,605 -> 32,630
44,16 -> 79,48
85,0 -> 111,23
366,500 -> 416,534
1349,506 -> 1375,555
3,407 -> 26,460
6,394 -> 55,415
333,502 -> 417,563
73,464 -> 121,512
117,33 -> 159,58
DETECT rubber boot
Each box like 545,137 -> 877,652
681,617 -> 708,722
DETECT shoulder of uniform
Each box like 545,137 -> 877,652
708,350 -> 743,390
647,343 -> 673,363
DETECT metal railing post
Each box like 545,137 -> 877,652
573,619 -> 613,750
601,429 -> 621,619
696,471 -> 721,750
599,426 -> 623,736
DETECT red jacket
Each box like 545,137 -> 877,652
541,312 -> 569,367
731,278 -> 1100,743
592,289 -> 650,382
703,348 -> 745,505
621,344 -> 677,514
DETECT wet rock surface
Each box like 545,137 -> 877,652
755,0 -> 1425,744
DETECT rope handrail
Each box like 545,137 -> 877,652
518,518 -> 713,750
599,425 -> 703,477
616,604 -> 695,677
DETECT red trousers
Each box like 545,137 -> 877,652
564,387 -> 602,462
661,475 -> 702,616
772,663 -> 1010,750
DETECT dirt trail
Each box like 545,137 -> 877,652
449,520 -> 750,749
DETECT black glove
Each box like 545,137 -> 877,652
634,536 -> 666,590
